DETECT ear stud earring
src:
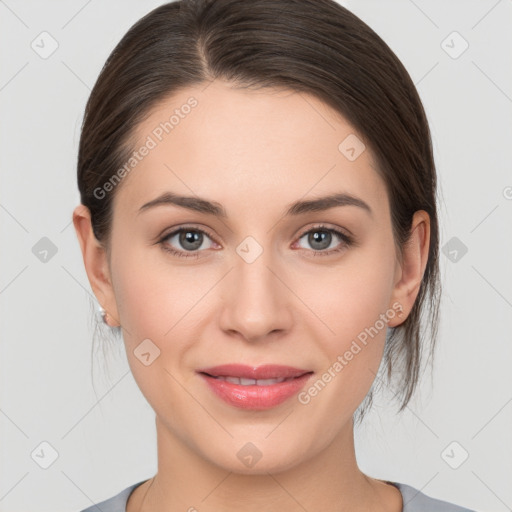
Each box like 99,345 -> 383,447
98,305 -> 118,327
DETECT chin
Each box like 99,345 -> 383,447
199,435 -> 312,476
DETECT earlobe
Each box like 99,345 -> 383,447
387,210 -> 430,327
72,204 -> 120,327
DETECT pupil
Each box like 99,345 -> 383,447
310,231 -> 330,250
181,231 -> 202,250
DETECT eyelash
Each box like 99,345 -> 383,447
158,224 -> 354,259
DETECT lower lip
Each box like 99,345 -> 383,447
199,373 -> 313,410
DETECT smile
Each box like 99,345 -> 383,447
207,375 -> 296,386
196,364 -> 314,410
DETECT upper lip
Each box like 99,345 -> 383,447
197,364 -> 312,380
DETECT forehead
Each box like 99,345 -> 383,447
113,79 -> 385,217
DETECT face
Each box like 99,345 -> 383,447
90,80 -> 408,473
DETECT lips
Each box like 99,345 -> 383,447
196,364 -> 313,410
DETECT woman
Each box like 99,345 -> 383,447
73,0 -> 476,510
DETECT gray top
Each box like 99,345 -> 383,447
79,479 -> 477,511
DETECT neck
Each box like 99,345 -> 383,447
129,415 -> 401,512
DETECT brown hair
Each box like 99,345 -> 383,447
77,0 -> 441,422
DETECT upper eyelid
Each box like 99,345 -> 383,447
160,225 -> 217,242
297,223 -> 352,239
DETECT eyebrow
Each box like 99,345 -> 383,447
138,191 -> 372,218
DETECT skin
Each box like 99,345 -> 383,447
73,79 -> 429,512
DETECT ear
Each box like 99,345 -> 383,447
72,204 -> 120,327
387,210 -> 430,327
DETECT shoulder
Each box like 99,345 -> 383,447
392,482 -> 477,512
78,480 -> 148,512
78,479 -> 478,512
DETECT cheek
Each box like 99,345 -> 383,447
111,242 -> 201,341
312,238 -> 396,340
109,246 -> 196,413
296,263 -> 395,424
304,235 -> 397,395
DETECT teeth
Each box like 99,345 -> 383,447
258,378 -> 294,385
215,376 -> 289,385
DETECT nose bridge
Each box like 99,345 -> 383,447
219,234 -> 292,340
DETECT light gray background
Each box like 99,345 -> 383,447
1,1 -> 511,511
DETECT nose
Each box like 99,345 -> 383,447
218,243 -> 294,344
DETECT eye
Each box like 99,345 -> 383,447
158,223 -> 354,259
158,226 -> 217,259
294,224 -> 353,256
